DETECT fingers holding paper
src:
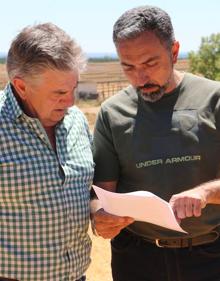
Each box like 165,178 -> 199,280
92,208 -> 134,239
169,188 -> 207,222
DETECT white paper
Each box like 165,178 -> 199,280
93,185 -> 187,233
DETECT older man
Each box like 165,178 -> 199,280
0,23 -> 94,280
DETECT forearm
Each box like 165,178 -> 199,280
198,179 -> 220,204
170,179 -> 220,220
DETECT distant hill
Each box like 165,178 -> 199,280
0,52 -> 6,58
87,52 -> 188,61
87,52 -> 118,59
178,52 -> 189,59
0,52 -> 6,64
87,52 -> 118,62
0,58 -> 6,64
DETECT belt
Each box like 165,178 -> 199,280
126,229 -> 220,249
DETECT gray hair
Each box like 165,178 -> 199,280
7,23 -> 86,81
113,5 -> 175,49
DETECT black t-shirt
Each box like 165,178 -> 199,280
93,73 -> 220,239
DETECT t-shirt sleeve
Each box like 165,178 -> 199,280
93,106 -> 119,182
212,91 -> 220,177
215,93 -> 220,131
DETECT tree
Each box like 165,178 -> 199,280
188,33 -> 220,80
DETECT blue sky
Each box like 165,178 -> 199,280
1,0 -> 220,54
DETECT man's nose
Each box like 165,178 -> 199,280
135,69 -> 149,86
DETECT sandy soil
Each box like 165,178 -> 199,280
86,228 -> 112,281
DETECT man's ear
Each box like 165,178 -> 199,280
12,77 -> 27,100
172,41 -> 180,64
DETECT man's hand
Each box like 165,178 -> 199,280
91,208 -> 134,239
169,188 -> 207,223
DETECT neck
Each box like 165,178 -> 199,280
167,70 -> 184,92
44,126 -> 56,152
174,69 -> 184,85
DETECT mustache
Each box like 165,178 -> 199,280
137,83 -> 160,91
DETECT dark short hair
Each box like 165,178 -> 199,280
113,5 -> 175,49
7,23 -> 86,81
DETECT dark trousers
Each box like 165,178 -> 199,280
111,230 -> 220,281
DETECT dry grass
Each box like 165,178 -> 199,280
0,64 -> 8,89
80,61 -> 127,82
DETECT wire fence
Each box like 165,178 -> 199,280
97,80 -> 129,101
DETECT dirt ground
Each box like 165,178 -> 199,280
86,228 -> 112,281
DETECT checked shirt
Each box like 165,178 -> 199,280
0,84 -> 94,280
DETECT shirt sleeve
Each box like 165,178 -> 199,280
93,106 -> 119,182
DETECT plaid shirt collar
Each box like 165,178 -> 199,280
3,83 -> 23,121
